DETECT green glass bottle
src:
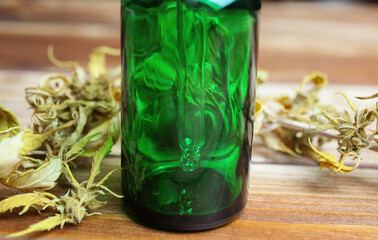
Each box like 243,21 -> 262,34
121,0 -> 260,231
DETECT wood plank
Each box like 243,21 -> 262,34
262,1 -> 378,24
0,25 -> 119,70
258,2 -> 378,84
0,1 -> 377,84
0,0 -> 119,24
2,161 -> 378,239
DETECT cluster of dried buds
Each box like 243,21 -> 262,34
0,47 -> 123,237
254,71 -> 377,173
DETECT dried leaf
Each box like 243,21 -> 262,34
0,131 -> 24,179
47,45 -> 86,85
298,72 -> 328,92
254,100 -> 263,134
48,46 -> 80,69
78,118 -> 115,158
19,121 -> 74,155
97,168 -> 120,186
4,157 -> 62,191
356,92 -> 378,100
39,74 -> 70,96
86,199 -> 106,211
8,214 -> 69,238
308,140 -> 358,173
8,150 -> 122,236
65,132 -> 102,161
67,106 -> 90,146
0,192 -> 56,215
21,157 -> 45,169
87,136 -> 113,187
32,107 -> 57,126
337,92 -> 357,112
257,69 -> 268,86
75,114 -> 120,157
260,131 -> 299,157
0,105 -> 20,141
0,46 -> 123,237
88,46 -> 120,78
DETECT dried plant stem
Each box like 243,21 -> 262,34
262,108 -> 378,153
263,108 -> 339,139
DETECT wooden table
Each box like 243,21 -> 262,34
0,1 -> 377,239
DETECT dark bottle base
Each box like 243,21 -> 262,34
123,192 -> 248,231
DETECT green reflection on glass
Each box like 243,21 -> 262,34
122,0 -> 254,217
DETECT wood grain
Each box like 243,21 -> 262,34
2,158 -> 378,239
259,1 -> 378,84
0,0 -> 377,84
0,0 -> 378,239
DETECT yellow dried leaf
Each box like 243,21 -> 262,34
110,112 -> 121,137
356,92 -> 378,100
8,214 -> 68,238
257,69 -> 268,86
0,131 -> 24,179
78,117 -> 117,158
48,46 -> 80,69
0,193 -> 56,215
21,157 -> 44,169
87,136 -> 113,187
32,108 -> 58,126
88,46 -> 120,78
1,121 -> 71,180
19,120 -> 74,155
47,46 -> 87,85
67,106 -> 89,146
66,132 -> 101,161
18,129 -> 49,156
337,92 -> 357,112
254,101 -> 263,134
4,157 -> 62,191
97,168 -> 121,186
274,96 -> 291,109
298,72 -> 328,92
255,100 -> 262,115
0,105 -> 20,141
40,74 -> 70,96
308,141 -> 358,173
260,132 -> 299,157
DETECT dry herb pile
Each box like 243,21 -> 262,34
254,71 -> 377,172
0,48 -> 377,236
0,47 -> 123,237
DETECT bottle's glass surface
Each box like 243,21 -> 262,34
121,0 -> 260,231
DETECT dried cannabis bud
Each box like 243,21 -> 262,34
6,137 -> 122,237
0,105 -> 72,191
255,71 -> 378,172
0,46 -> 122,237
26,46 -> 121,157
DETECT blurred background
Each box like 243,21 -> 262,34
0,0 -> 377,84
